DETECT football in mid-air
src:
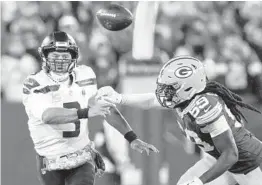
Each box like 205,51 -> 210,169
96,4 -> 133,31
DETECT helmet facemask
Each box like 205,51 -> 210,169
155,56 -> 207,108
155,82 -> 183,108
38,31 -> 79,79
40,44 -> 78,74
46,58 -> 76,74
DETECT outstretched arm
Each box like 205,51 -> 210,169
104,106 -> 159,155
98,86 -> 163,109
105,107 -> 132,135
199,127 -> 238,184
179,116 -> 238,185
121,93 -> 161,109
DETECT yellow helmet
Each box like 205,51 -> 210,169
155,56 -> 207,108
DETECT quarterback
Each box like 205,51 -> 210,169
22,31 -> 158,185
100,56 -> 262,185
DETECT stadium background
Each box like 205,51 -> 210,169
1,1 -> 262,185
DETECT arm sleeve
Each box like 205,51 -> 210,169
200,115 -> 230,138
121,93 -> 163,109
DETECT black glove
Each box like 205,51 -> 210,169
94,150 -> 105,177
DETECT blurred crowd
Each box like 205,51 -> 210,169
1,1 -> 262,104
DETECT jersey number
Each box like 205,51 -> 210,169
185,129 -> 214,152
63,102 -> 81,138
189,97 -> 210,118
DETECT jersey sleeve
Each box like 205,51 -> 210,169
74,65 -> 98,97
22,76 -> 53,120
191,93 -> 223,127
200,115 -> 230,137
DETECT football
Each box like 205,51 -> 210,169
96,4 -> 133,31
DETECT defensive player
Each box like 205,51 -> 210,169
99,56 -> 262,185
22,31 -> 158,185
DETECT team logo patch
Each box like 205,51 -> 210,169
23,88 -> 30,94
175,66 -> 193,78
23,78 -> 40,90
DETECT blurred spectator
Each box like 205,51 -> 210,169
104,25 -> 134,55
1,1 -> 18,24
248,55 -> 262,103
72,2 -> 95,40
1,34 -> 39,102
89,30 -> 119,89
1,1 -> 262,104
58,14 -> 91,65
39,1 -> 70,32
6,2 -> 45,62
58,15 -> 82,39
9,2 -> 46,41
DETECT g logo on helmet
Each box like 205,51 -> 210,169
175,66 -> 193,78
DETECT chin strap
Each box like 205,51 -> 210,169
48,72 -> 69,83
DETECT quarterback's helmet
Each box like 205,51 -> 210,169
155,56 -> 207,108
38,31 -> 79,73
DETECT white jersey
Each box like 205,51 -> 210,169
22,65 -> 97,158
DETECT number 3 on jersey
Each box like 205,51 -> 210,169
63,102 -> 80,138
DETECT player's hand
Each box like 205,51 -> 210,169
88,92 -> 116,118
97,86 -> 122,104
94,150 -> 105,177
178,177 -> 203,185
130,139 -> 159,155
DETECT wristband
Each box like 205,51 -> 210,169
124,131 -> 138,143
77,108 -> 89,119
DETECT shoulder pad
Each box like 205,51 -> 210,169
73,65 -> 97,87
23,71 -> 58,95
187,93 -> 223,126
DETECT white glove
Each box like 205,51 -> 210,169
88,92 -> 116,118
178,177 -> 203,185
97,86 -> 122,104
